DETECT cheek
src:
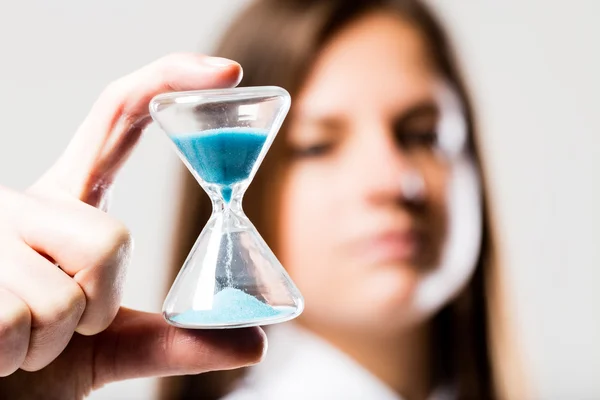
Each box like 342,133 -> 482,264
417,161 -> 451,268
409,160 -> 482,322
277,167 -> 339,292
276,164 -> 374,328
421,159 -> 450,208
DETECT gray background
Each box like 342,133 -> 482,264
0,1 -> 597,399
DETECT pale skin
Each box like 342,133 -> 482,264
279,13 -> 451,399
0,54 -> 266,399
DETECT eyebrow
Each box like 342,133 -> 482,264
393,101 -> 439,126
292,99 -> 440,130
291,113 -> 347,131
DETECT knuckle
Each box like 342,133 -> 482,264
109,52 -> 200,124
73,218 -> 130,336
19,283 -> 85,372
79,214 -> 133,275
155,52 -> 198,91
96,78 -> 129,123
42,281 -> 86,329
155,58 -> 179,91
0,303 -> 30,376
0,311 -> 29,337
0,290 -> 30,376
0,296 -> 30,341
97,218 -> 133,260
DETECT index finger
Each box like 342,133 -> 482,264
31,53 -> 242,207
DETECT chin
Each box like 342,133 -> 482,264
368,263 -> 421,301
361,269 -> 433,330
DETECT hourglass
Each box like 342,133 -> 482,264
149,86 -> 304,329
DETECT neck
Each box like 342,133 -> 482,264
299,319 -> 431,400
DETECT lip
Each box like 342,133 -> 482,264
351,229 -> 421,265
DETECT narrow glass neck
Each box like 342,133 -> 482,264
212,195 -> 243,214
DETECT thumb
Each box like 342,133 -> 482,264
91,307 -> 266,387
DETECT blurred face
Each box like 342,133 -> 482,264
278,12 -> 457,333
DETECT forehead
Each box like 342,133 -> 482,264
296,12 -> 438,117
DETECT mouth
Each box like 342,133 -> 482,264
351,228 -> 423,266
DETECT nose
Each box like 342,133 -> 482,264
353,124 -> 426,206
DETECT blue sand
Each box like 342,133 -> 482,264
171,128 -> 268,202
171,288 -> 283,325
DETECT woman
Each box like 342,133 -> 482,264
161,0 -> 527,399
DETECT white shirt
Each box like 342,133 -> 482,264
222,323 -> 454,400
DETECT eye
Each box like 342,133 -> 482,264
290,143 -> 333,158
393,105 -> 440,152
395,128 -> 438,150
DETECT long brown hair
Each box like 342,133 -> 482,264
160,1 -> 527,399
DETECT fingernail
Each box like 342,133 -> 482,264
204,56 -> 239,68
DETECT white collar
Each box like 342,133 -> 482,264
223,322 -> 404,400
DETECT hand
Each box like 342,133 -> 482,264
0,54 -> 265,400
